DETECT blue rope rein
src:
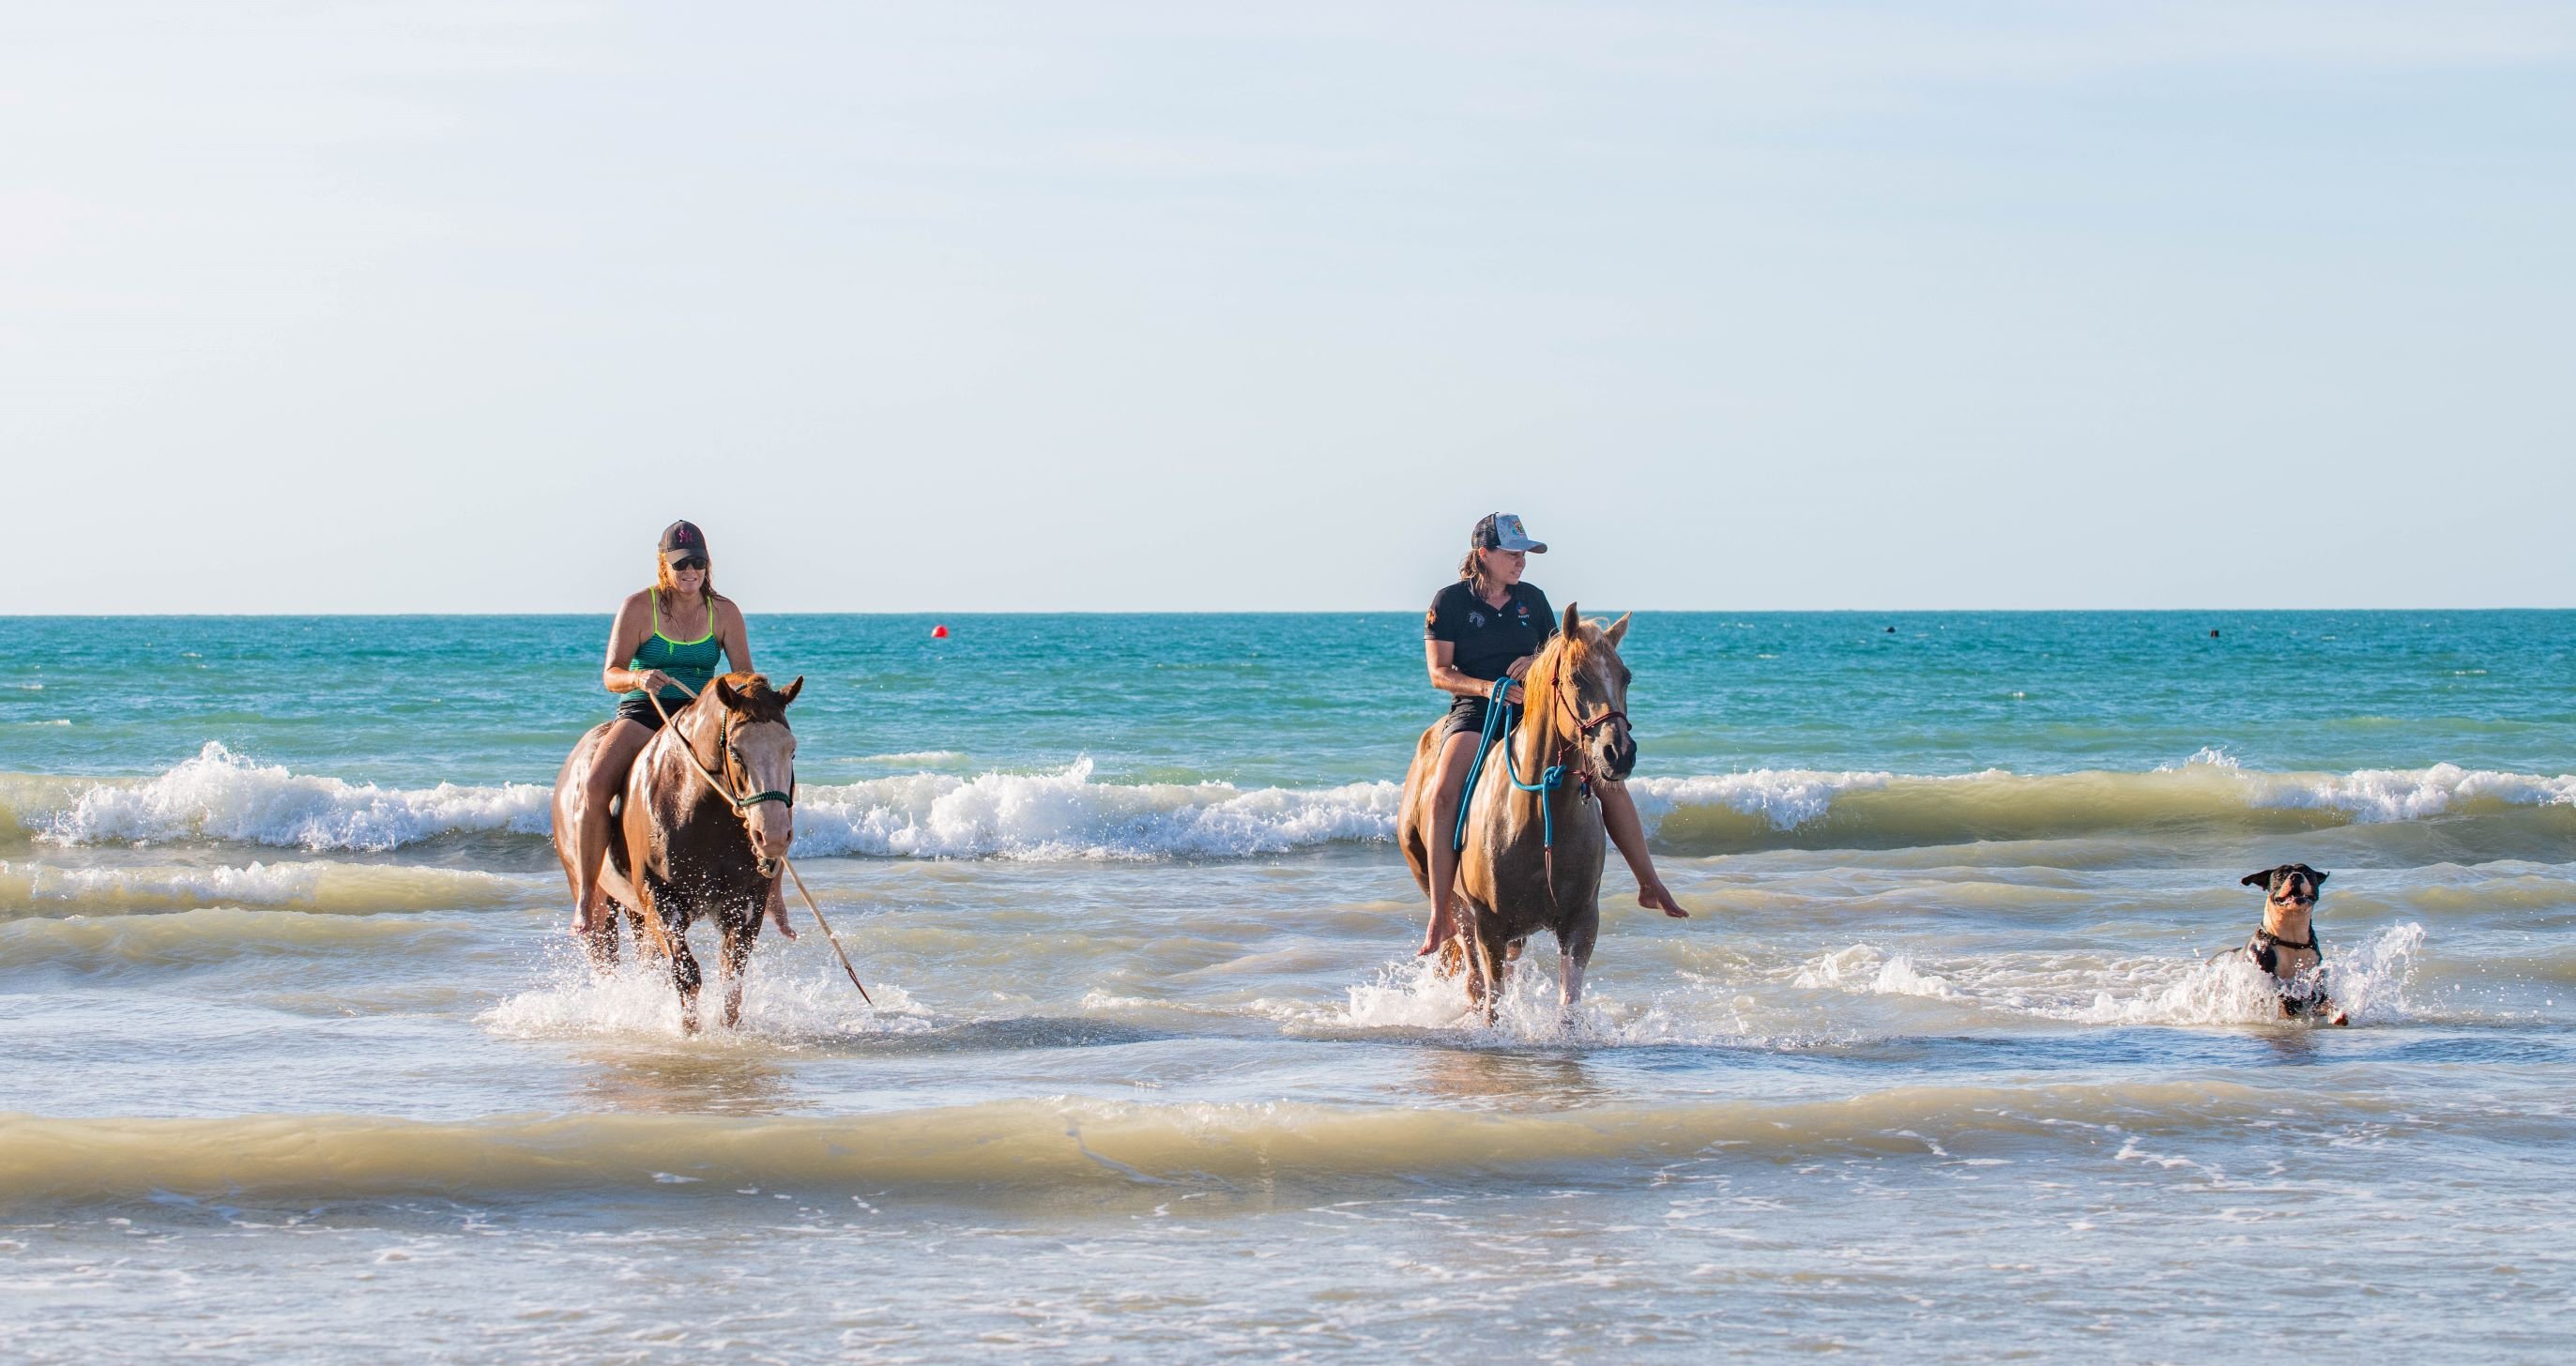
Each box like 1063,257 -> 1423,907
1451,675 -> 1568,856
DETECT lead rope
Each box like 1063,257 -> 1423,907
644,682 -> 874,1005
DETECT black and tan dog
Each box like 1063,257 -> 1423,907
2235,864 -> 2348,1025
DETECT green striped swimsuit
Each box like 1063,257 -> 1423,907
626,591 -> 724,704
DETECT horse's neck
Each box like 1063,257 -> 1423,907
660,705 -> 722,789
1510,686 -> 1570,809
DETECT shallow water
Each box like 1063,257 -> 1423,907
4,612 -> 2573,1360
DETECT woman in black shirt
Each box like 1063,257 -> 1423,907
1418,513 -> 1688,955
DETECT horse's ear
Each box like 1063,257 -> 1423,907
1602,613 -> 1631,650
1561,602 -> 1581,640
713,677 -> 742,711
779,675 -> 803,706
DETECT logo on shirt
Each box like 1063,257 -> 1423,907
1468,611 -> 1486,629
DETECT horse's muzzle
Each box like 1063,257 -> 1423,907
755,854 -> 781,878
1604,731 -> 1638,781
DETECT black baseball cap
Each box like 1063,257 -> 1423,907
659,520 -> 709,564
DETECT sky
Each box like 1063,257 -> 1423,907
7,1 -> 2572,613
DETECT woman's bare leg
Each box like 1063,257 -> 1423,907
1599,781 -> 1688,917
1421,729 -> 1482,956
574,719 -> 655,934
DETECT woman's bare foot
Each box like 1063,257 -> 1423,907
1416,905 -> 1454,956
1639,879 -> 1690,918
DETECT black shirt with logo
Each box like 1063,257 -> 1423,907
1425,580 -> 1557,682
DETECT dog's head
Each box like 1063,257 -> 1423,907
2240,863 -> 2329,909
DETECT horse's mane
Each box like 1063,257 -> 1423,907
700,671 -> 793,724
1524,619 -> 1609,739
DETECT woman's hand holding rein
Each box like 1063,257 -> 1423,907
611,667 -> 676,697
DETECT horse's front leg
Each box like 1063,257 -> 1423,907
716,903 -> 762,1030
663,907 -> 704,1035
1461,907 -> 1510,1024
1557,913 -> 1598,1015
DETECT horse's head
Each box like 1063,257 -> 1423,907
708,672 -> 802,875
1540,603 -> 1636,782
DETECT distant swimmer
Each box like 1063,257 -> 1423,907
561,521 -> 792,942
1404,512 -> 1687,959
2231,864 -> 2348,1025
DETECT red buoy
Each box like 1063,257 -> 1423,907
930,624 -> 949,638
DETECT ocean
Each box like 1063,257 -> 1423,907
4,611 -> 2572,1360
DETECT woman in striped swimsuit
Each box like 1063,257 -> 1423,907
571,521 -> 790,938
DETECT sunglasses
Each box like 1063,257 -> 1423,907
672,556 -> 708,571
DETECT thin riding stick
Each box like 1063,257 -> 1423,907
641,680 -> 874,1004
782,858 -> 874,1005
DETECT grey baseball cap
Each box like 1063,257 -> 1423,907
1471,512 -> 1547,554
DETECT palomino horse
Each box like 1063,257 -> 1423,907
1397,606 -> 1636,1019
551,672 -> 803,1031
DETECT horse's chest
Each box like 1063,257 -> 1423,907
650,810 -> 756,887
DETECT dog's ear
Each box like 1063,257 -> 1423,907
778,675 -> 804,707
2241,867 -> 2283,889
2302,866 -> 2328,887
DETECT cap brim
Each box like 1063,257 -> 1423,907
1499,539 -> 1547,554
663,549 -> 707,566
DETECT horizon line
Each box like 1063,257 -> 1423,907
12,606 -> 2574,619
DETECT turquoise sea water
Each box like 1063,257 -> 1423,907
4,611 -> 2573,1360
9,611 -> 2572,784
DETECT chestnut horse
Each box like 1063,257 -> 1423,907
551,672 -> 803,1031
1397,606 -> 1637,1019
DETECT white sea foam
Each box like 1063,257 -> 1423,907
790,758 -> 1402,859
482,946 -> 934,1042
35,742 -> 551,852
1793,944 -> 1960,998
1271,954 -> 1775,1047
6,859 -> 326,904
859,751 -> 968,766
15,742 -> 2574,858
1792,927 -> 2425,1027
2236,764 -> 2576,824
1627,769 -> 1895,829
0,858 -> 525,912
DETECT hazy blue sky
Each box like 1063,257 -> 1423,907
8,2 -> 2571,612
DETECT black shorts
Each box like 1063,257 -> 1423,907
615,694 -> 685,732
1439,693 -> 1520,742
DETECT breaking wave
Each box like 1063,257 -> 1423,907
10,742 -> 550,853
8,745 -> 2570,858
